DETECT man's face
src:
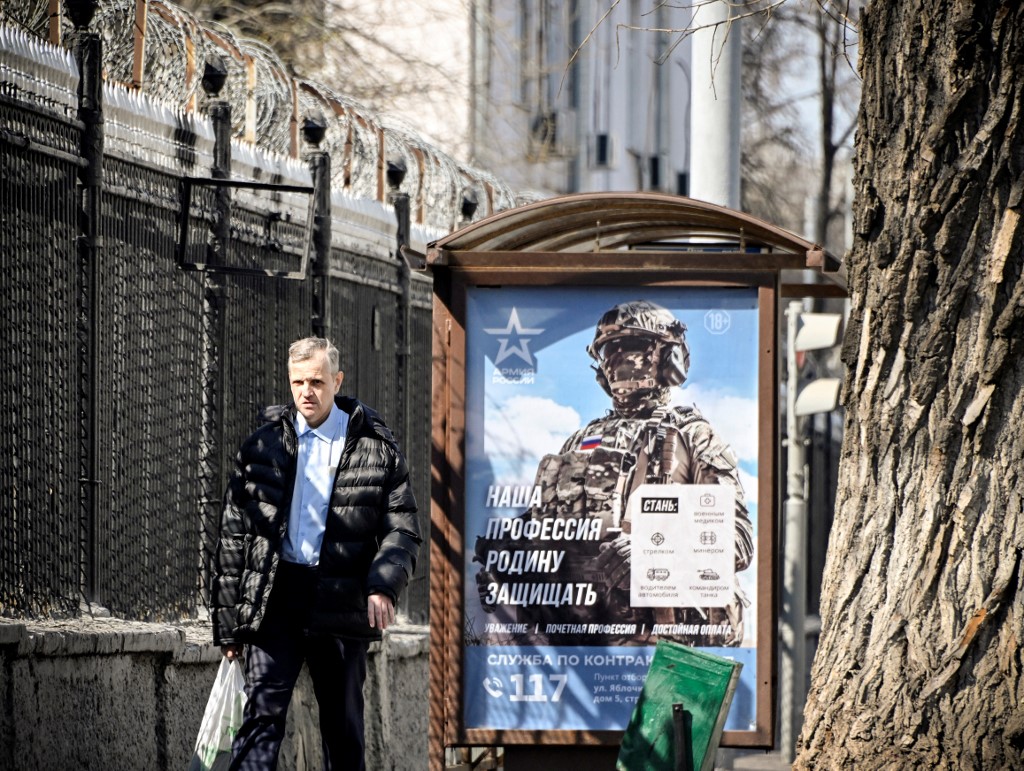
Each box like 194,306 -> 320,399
289,352 -> 344,428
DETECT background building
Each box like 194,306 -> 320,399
469,0 -> 692,196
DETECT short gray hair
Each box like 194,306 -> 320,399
288,337 -> 340,375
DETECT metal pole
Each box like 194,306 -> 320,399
308,151 -> 332,338
781,301 -> 807,762
198,67 -> 230,605
73,13 -> 104,610
389,189 -> 412,443
302,114 -> 332,338
688,0 -> 741,208
389,186 -> 412,618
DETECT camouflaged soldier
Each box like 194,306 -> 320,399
475,300 -> 754,647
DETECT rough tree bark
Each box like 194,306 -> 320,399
796,1 -> 1024,769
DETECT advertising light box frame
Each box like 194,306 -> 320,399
425,193 -> 843,766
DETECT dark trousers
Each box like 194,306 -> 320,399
229,561 -> 369,771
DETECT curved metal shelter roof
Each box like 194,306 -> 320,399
423,192 -> 844,291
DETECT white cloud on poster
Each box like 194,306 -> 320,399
738,467 -> 759,506
672,383 -> 759,463
483,388 -> 758,498
484,395 -> 581,477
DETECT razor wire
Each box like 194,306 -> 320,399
2,0 -> 520,226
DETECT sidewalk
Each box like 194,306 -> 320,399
718,748 -> 791,770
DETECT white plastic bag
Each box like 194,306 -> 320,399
188,657 -> 247,771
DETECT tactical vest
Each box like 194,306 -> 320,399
528,406 -> 711,528
514,405 -> 749,646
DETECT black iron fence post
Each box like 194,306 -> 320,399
302,113 -> 331,338
386,158 -> 412,447
386,160 -> 414,618
198,57 -> 230,604
70,0 -> 104,610
205,56 -> 231,259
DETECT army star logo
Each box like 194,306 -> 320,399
484,308 -> 543,367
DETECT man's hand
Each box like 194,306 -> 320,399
368,593 -> 396,630
221,644 -> 243,661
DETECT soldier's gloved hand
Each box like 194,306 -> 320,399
595,534 -> 632,595
473,534 -> 492,566
472,535 -> 501,612
476,569 -> 498,613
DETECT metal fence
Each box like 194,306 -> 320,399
1,89 -> 83,618
1,25 -> 442,624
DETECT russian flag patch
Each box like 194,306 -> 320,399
579,435 -> 602,451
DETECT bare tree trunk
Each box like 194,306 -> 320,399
797,2 -> 1024,768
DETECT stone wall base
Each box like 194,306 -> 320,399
0,618 -> 428,771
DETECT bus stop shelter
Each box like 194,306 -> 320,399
422,192 -> 844,771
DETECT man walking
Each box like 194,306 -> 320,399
212,336 -> 421,770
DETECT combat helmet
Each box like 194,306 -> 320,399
587,300 -> 690,398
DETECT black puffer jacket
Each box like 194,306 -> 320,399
212,395 -> 420,645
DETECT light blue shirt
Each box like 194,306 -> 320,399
282,404 -> 348,565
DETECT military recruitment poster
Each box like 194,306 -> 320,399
462,285 -> 762,733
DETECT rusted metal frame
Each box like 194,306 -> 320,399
47,0 -> 61,43
428,249 -> 809,272
530,225 -> 759,254
244,55 -> 257,144
429,273 -> 468,771
429,268 -> 776,290
289,77 -> 300,159
432,196 -> 805,250
780,282 -> 848,299
429,248 -> 844,285
131,0 -> 147,88
442,204 -> 583,251
430,195 -> 840,276
431,265 -> 780,750
184,21 -> 197,111
729,281 -> 779,749
493,211 -> 765,253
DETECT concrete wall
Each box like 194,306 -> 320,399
0,618 -> 428,771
